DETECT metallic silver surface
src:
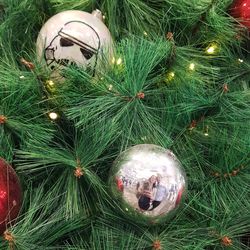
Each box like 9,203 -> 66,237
109,144 -> 187,224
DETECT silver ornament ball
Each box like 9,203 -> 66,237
109,144 -> 187,225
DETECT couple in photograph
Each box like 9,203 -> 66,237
136,175 -> 167,211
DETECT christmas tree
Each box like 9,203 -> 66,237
0,0 -> 250,249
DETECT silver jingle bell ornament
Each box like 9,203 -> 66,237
36,9 -> 113,75
109,144 -> 187,225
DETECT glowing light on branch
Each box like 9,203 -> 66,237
205,43 -> 219,55
166,71 -> 175,82
48,112 -> 58,120
112,57 -> 123,65
189,63 -> 195,71
116,58 -> 122,65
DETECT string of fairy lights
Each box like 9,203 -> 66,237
43,39 -> 244,127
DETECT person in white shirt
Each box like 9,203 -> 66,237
149,175 -> 168,210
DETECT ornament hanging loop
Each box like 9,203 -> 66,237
92,9 -> 104,22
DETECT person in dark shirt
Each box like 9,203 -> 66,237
137,175 -> 157,211
138,181 -> 153,210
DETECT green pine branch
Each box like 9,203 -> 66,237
15,124 -> 115,218
0,62 -> 55,160
0,183 -> 87,249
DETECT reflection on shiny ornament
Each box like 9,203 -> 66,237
109,144 -> 187,225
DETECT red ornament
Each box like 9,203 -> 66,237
230,0 -> 250,31
0,158 -> 22,235
116,177 -> 124,192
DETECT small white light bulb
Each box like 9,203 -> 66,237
49,112 -> 58,120
189,63 -> 195,71
116,58 -> 122,65
206,46 -> 215,54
